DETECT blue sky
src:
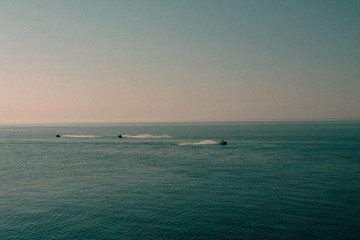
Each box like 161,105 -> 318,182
1,0 -> 359,123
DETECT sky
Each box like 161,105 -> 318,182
1,0 -> 359,123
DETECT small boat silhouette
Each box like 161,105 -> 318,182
220,140 -> 227,145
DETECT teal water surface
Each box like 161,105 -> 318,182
0,122 -> 359,239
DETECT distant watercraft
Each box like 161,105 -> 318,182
118,135 -> 123,138
220,140 -> 227,145
56,134 -> 61,138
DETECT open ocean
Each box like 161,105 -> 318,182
0,121 -> 359,239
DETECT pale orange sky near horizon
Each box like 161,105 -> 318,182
1,0 -> 359,123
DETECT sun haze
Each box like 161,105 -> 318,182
1,0 -> 359,123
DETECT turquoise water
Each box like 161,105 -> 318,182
0,122 -> 359,239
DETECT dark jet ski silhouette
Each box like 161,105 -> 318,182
220,140 -> 227,145
56,134 -> 61,138
118,135 -> 123,138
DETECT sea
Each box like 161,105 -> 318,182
0,121 -> 359,240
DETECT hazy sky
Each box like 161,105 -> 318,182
1,0 -> 359,123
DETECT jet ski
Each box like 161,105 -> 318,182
220,140 -> 227,145
118,135 -> 123,138
56,134 -> 61,138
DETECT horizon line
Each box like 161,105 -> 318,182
1,118 -> 360,125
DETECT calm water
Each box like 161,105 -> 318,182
0,122 -> 359,239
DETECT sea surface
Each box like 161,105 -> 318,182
0,121 -> 359,239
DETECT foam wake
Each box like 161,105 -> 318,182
178,140 -> 218,146
122,134 -> 171,139
61,135 -> 99,138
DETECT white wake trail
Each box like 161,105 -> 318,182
178,140 -> 218,146
122,134 -> 171,139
